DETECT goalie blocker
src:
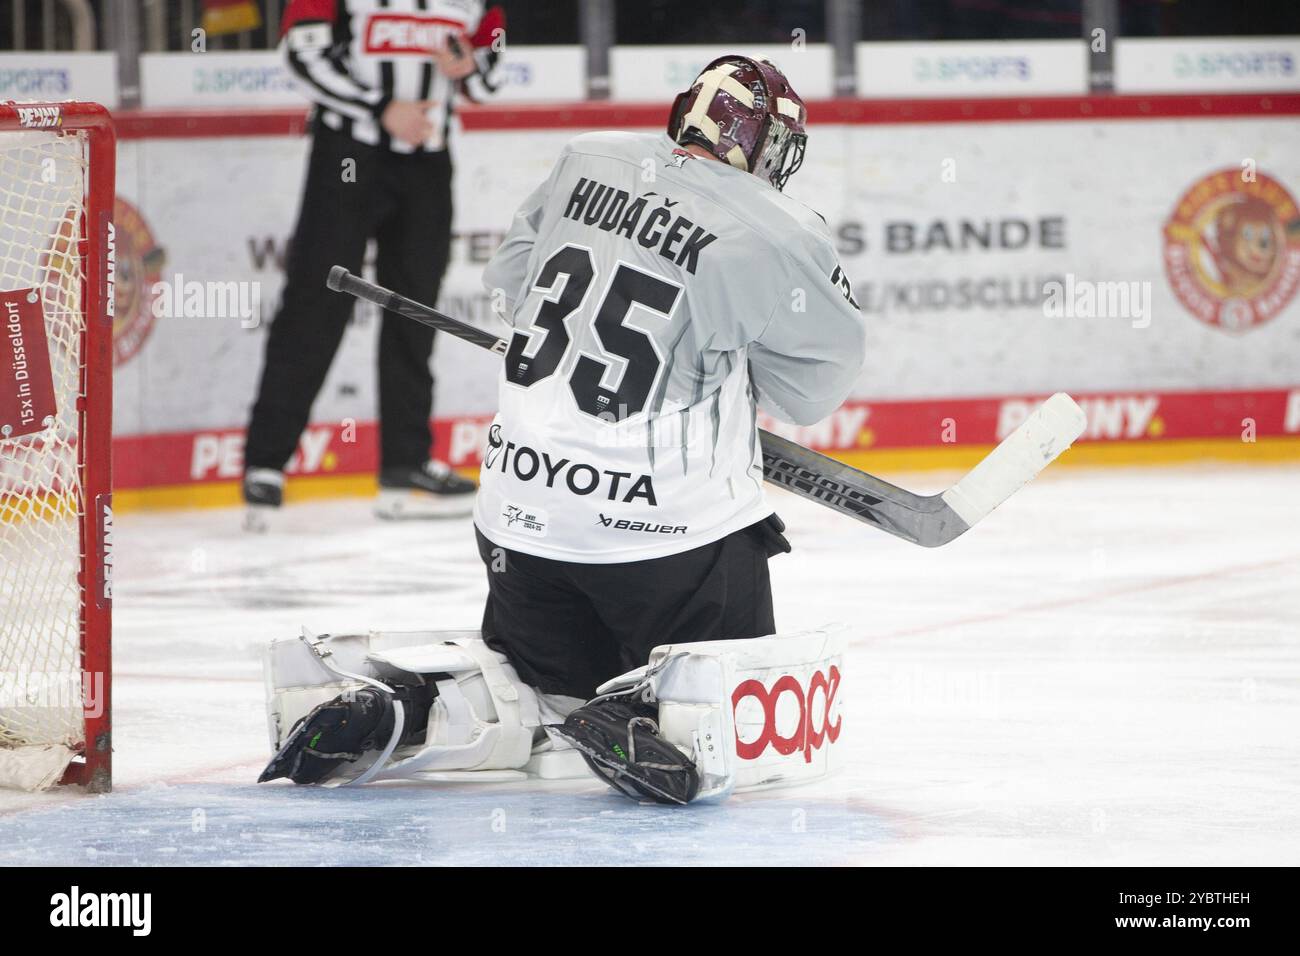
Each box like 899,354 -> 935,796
261,628 -> 845,803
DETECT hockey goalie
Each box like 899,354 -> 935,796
261,55 -> 866,804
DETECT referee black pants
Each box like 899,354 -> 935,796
477,516 -> 791,700
245,123 -> 453,473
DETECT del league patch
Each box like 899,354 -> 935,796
501,502 -> 547,537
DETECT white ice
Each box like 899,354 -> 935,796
2,461 -> 1298,866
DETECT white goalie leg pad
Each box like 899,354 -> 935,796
595,629 -> 846,800
264,629 -> 552,784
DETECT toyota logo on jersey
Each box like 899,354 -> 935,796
732,666 -> 842,764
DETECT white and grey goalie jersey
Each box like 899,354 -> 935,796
476,131 -> 866,563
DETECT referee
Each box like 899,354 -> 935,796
243,0 -> 505,528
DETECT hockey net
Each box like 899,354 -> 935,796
0,102 -> 114,791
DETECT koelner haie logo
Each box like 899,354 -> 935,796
110,197 -> 166,365
1163,168 -> 1300,333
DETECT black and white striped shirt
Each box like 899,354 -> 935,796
281,0 -> 505,153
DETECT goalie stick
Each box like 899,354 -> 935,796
327,266 -> 1086,547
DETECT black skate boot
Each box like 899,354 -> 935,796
376,460 -> 476,519
242,468 -> 284,533
549,696 -> 701,805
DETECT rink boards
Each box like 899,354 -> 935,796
95,94 -> 1300,507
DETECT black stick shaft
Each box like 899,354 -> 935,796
326,265 -> 952,544
327,265 -> 508,355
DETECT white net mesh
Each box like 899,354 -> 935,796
0,127 -> 89,759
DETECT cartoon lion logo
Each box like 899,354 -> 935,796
111,197 -> 166,366
1163,168 -> 1300,333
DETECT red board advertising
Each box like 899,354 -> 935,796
0,288 -> 57,442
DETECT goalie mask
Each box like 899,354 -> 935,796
667,55 -> 808,191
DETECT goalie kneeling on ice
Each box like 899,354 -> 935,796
261,627 -> 845,802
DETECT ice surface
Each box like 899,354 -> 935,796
2,462 -> 1298,866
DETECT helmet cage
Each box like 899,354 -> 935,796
754,118 -> 806,192
666,56 -> 807,192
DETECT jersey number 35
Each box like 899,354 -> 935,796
504,244 -> 682,423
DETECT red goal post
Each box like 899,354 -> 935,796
0,101 -> 114,792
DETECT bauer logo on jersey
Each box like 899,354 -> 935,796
501,503 -> 547,537
596,514 -> 687,536
363,14 -> 467,55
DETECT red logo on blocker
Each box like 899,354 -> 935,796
732,666 -> 842,763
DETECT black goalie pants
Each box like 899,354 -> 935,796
476,515 -> 790,700
245,123 -> 453,473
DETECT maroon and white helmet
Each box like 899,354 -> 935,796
667,55 -> 808,191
